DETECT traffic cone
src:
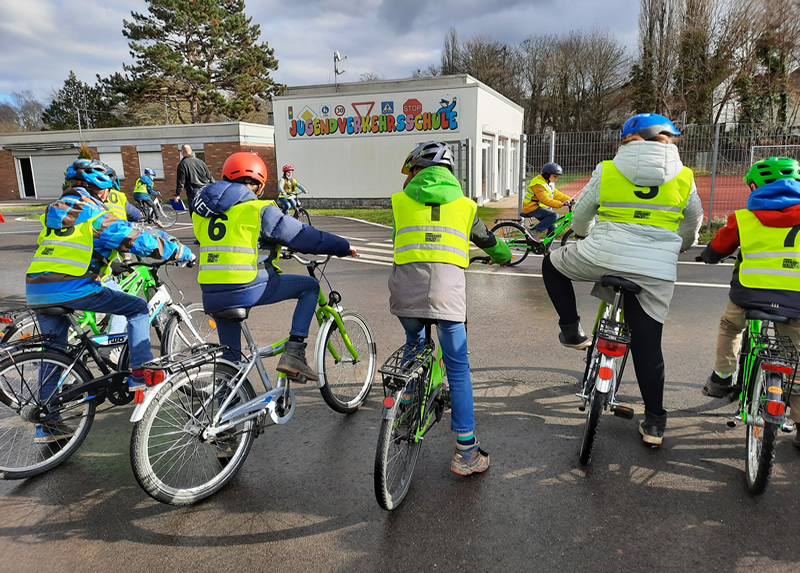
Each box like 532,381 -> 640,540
0,212 -> 5,223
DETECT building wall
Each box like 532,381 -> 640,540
0,151 -> 17,199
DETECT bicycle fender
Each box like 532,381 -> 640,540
130,388 -> 159,423
595,355 -> 615,394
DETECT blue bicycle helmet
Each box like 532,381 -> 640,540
144,168 -> 156,177
109,168 -> 121,191
620,113 -> 681,139
65,159 -> 115,190
541,162 -> 563,176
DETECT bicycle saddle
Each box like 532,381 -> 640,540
600,276 -> 642,294
209,307 -> 250,322
37,306 -> 74,316
744,309 -> 791,324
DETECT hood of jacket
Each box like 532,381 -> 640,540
403,166 -> 464,205
44,187 -> 106,230
193,180 -> 257,218
612,140 -> 685,187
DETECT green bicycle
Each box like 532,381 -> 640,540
490,201 -> 575,266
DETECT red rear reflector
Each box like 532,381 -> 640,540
767,400 -> 785,416
598,367 -> 614,380
0,317 -> 12,324
383,396 -> 395,408
144,369 -> 165,386
762,363 -> 793,375
134,389 -> 144,403
597,338 -> 627,357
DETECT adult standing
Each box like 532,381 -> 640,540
175,144 -> 213,215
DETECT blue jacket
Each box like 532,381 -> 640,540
192,181 -> 351,312
746,179 -> 800,211
133,175 -> 156,200
26,187 -> 191,306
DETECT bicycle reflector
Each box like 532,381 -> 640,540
383,396 -> 395,408
0,317 -> 12,324
597,338 -> 627,357
598,367 -> 614,380
766,386 -> 785,416
144,369 -> 165,386
761,363 -> 793,375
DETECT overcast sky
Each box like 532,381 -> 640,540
0,0 -> 639,104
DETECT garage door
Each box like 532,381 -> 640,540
29,154 -> 76,199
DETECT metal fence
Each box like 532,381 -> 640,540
526,123 -> 800,221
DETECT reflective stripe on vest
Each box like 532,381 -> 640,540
597,161 -> 693,231
193,200 -> 275,284
104,189 -> 128,220
392,193 -> 476,268
525,174 -> 555,205
736,209 -> 800,291
27,214 -> 97,276
279,178 -> 297,198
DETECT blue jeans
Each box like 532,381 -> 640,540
525,206 -> 557,235
397,317 -> 475,433
278,197 -> 297,214
35,287 -> 151,399
215,272 -> 319,361
105,277 -> 128,335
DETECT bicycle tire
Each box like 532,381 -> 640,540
560,229 -> 575,247
1,313 -> 85,346
744,363 -> 779,495
153,201 -> 177,229
0,350 -> 96,479
296,208 -> 311,226
316,311 -> 376,414
490,222 -> 530,266
374,380 -> 423,511
130,362 -> 256,505
160,303 -> 217,356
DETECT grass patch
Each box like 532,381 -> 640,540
699,216 -> 727,244
1,205 -> 47,213
311,206 -> 502,229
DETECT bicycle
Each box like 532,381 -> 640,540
490,201 -> 575,266
0,259 -> 209,479
281,189 -> 311,225
138,192 -> 177,229
373,256 -> 490,511
576,276 -> 638,466
128,252 -> 376,505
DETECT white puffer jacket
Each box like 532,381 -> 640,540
570,140 -> 703,282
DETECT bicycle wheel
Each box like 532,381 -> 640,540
1,313 -> 85,346
490,222 -> 529,266
316,310 -> 376,414
160,303 -> 217,356
130,362 -> 256,505
744,363 -> 779,495
0,350 -> 95,479
296,208 -> 311,226
153,201 -> 177,229
560,229 -> 575,246
374,380 -> 423,511
578,346 -> 602,466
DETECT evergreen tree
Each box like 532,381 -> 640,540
42,71 -> 123,130
122,0 -> 283,123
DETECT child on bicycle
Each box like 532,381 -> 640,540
192,152 -> 355,380
541,113 -> 703,446
699,156 -> 800,447
134,168 -> 159,222
389,141 -> 511,476
522,162 -> 571,245
26,159 -> 194,441
278,164 -> 307,216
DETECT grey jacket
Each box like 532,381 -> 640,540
176,153 -> 214,195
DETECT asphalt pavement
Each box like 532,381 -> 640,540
0,211 -> 799,573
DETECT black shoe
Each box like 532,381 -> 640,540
277,340 -> 319,382
793,428 -> 800,449
639,410 -> 667,446
702,372 -> 734,398
558,319 -> 591,350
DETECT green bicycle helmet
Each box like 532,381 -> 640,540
744,156 -> 800,187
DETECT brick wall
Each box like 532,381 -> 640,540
161,143 -> 181,197
120,145 -> 140,199
0,150 -> 18,200
205,142 -> 277,198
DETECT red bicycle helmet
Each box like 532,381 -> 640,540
281,164 -> 295,173
222,152 -> 268,185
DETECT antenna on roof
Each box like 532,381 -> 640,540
334,50 -> 347,92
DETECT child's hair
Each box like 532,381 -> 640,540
621,133 -> 675,145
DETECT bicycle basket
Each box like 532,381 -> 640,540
379,340 -> 435,390
142,343 -> 228,375
596,318 -> 631,345
755,333 -> 799,395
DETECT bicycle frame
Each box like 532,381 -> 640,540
581,293 -> 631,407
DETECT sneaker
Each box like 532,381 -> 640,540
127,375 -> 146,391
639,410 -> 667,446
702,372 -> 734,398
558,319 -> 591,350
450,443 -> 490,476
34,420 -> 75,443
276,340 -> 319,382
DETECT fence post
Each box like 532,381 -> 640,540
549,130 -> 556,163
519,134 -> 527,215
707,122 -> 721,231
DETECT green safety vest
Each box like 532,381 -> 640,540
104,189 -> 128,220
597,161 -> 693,231
525,174 -> 556,205
193,200 -> 275,284
736,209 -> 800,292
27,214 -> 97,276
392,193 -> 476,268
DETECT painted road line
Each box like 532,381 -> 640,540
340,236 -> 369,242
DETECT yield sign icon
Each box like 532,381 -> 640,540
351,101 -> 375,117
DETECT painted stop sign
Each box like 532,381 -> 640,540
403,98 -> 422,118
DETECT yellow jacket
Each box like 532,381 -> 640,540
523,174 -> 570,213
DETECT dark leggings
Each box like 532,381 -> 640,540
542,255 -> 666,415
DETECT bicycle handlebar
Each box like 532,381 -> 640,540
469,255 -> 492,265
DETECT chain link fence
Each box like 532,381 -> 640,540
526,123 -> 800,221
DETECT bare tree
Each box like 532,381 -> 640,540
631,0 -> 681,114
359,72 -> 385,82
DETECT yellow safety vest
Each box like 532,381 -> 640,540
104,189 -> 128,220
597,161 -> 693,231
392,194 -> 476,268
133,178 -> 150,195
279,177 -> 297,199
736,209 -> 800,292
27,214 -> 97,276
525,174 -> 556,205
193,200 -> 274,284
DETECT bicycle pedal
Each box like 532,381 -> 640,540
613,406 -> 634,419
578,405 -> 586,412
726,419 -> 737,428
287,373 -> 309,384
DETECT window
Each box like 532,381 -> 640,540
99,152 -> 125,180
138,151 -> 165,179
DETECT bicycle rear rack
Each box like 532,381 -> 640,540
755,333 -> 799,395
379,341 -> 435,391
596,318 -> 631,345
142,343 -> 228,375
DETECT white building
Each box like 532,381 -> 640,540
273,74 -> 525,206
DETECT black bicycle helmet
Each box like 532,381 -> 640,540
541,162 -> 563,176
401,141 -> 455,174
